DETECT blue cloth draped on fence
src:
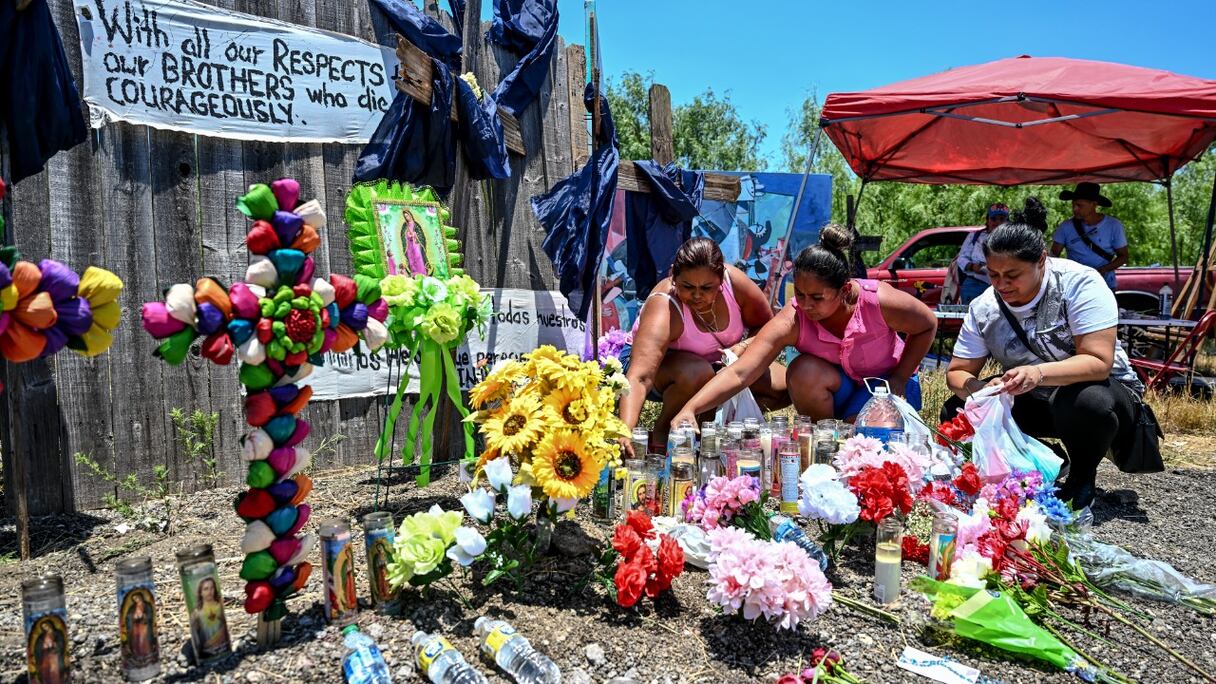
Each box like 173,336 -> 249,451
626,161 -> 705,301
531,85 -> 619,319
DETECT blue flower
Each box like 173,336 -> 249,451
1035,492 -> 1073,524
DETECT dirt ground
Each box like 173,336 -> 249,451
2,458 -> 1215,684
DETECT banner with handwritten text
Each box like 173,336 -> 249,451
73,0 -> 399,143
303,289 -> 587,401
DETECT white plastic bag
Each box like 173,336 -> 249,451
964,386 -> 1062,483
891,394 -> 931,444
714,350 -> 764,424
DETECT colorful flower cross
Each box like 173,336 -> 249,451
140,178 -> 387,627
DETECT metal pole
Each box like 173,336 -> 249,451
586,1 -> 604,349
767,126 -> 824,308
847,179 -> 870,276
1196,171 -> 1216,318
1165,177 -> 1181,290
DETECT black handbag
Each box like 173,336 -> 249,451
995,296 -> 1164,474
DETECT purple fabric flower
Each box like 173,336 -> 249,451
271,210 -> 304,246
341,302 -> 369,331
195,302 -> 226,336
0,262 -> 11,291
40,326 -> 69,357
53,296 -> 93,337
37,259 -> 79,302
586,327 -> 632,361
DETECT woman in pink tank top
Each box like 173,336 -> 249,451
619,238 -> 789,452
672,225 -> 937,424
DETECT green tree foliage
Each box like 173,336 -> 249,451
605,71 -> 767,171
781,92 -> 1216,268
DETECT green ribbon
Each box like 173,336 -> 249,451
374,339 -> 419,462
397,339 -> 473,486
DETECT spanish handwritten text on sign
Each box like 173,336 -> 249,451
303,290 -> 587,401
73,0 -> 400,143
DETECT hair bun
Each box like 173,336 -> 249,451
1012,196 -> 1048,233
818,223 -> 854,254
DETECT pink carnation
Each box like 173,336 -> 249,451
685,476 -> 762,530
706,528 -> 833,630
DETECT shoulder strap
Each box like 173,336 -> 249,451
995,295 -> 1048,363
1071,218 -> 1115,262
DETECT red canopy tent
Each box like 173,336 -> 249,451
820,55 -> 1216,185
816,55 -> 1216,312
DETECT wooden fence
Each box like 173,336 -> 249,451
0,0 -> 588,513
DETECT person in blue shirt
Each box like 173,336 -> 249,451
957,203 -> 1009,304
1050,183 -> 1129,289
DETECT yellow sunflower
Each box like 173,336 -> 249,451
480,394 -> 544,455
531,431 -> 602,500
542,385 -> 596,430
470,359 -> 528,408
525,345 -> 566,366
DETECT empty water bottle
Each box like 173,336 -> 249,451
413,631 -> 490,684
341,626 -> 391,684
854,380 -> 904,444
770,515 -> 830,571
474,617 -> 561,684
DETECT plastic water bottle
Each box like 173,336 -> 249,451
341,626 -> 391,684
413,631 -> 489,684
770,515 -> 830,571
474,617 -> 561,684
1159,283 -> 1173,317
854,381 -> 904,444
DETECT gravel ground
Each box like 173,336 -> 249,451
1,460 -> 1214,684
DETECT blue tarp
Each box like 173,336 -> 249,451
626,161 -> 704,301
531,85 -> 619,319
0,0 -> 87,184
486,0 -> 559,117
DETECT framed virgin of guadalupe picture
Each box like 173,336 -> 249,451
345,180 -> 463,282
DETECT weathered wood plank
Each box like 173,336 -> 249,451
649,84 -> 674,166
151,128 -> 217,490
2,164 -> 69,520
394,36 -> 528,156
45,0 -> 114,512
565,44 -> 589,174
618,161 -> 741,201
96,124 -> 167,513
192,0 -> 251,493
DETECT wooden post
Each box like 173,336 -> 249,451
648,84 -> 674,166
566,44 -> 589,171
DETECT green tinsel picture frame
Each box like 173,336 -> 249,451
344,180 -> 463,283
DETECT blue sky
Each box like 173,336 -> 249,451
515,0 -> 1216,168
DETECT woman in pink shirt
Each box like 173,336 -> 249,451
619,238 -> 788,452
673,225 -> 937,425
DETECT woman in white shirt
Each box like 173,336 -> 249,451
944,199 -> 1143,510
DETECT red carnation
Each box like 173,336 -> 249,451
612,524 -> 643,560
614,558 -> 648,607
655,534 -> 685,583
0,177 -> 6,201
625,510 -> 655,539
901,535 -> 930,565
284,308 -> 317,343
882,462 -> 914,514
919,481 -> 958,508
954,462 -> 982,496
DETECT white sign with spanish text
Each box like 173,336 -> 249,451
303,289 -> 587,401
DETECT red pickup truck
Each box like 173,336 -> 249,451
865,226 -> 1186,313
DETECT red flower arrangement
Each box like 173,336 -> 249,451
953,462 -> 983,497
612,511 -> 684,607
937,411 -> 974,445
918,480 -> 958,508
901,535 -> 930,565
848,461 -> 914,523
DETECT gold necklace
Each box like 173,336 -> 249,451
693,298 -> 721,332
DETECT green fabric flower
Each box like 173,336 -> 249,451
418,276 -> 449,307
446,274 -> 481,310
422,302 -> 462,344
381,274 -> 420,309
387,505 -> 463,585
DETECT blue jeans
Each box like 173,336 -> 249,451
834,371 -> 922,420
960,275 -> 989,305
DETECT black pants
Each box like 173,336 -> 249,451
941,379 -> 1138,495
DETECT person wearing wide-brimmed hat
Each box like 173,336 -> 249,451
1050,182 -> 1128,289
